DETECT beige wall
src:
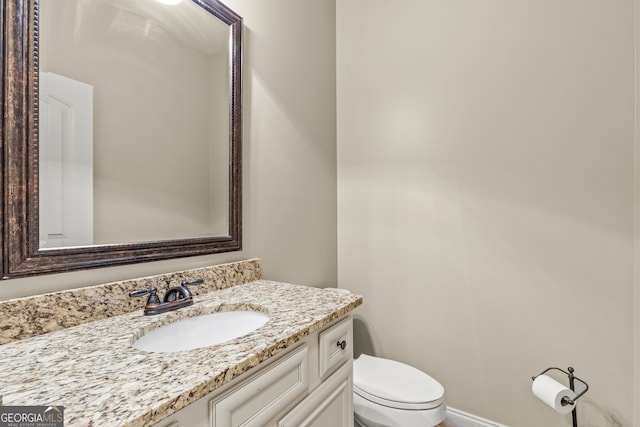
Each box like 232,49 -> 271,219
0,0 -> 337,300
635,0 -> 640,424
337,1 -> 635,426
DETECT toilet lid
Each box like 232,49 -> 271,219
353,354 -> 445,410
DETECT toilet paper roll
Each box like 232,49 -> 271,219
532,374 -> 576,415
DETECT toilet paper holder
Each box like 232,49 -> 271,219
532,367 -> 589,427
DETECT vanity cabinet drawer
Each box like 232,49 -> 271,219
318,316 -> 352,379
210,344 -> 309,427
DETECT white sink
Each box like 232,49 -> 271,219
132,310 -> 270,353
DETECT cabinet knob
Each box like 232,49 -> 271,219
336,340 -> 347,350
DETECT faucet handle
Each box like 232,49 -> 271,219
129,287 -> 161,305
173,278 -> 204,300
181,278 -> 204,287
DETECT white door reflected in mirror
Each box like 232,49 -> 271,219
39,72 -> 94,249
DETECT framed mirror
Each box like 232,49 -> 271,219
1,0 -> 242,278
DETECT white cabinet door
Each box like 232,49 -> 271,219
211,344 -> 309,427
155,345 -> 309,427
157,411 -> 208,427
278,360 -> 353,427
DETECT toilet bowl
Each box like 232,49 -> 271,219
353,354 -> 446,427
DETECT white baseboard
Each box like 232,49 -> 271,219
446,407 -> 510,427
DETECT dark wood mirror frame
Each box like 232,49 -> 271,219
1,0 -> 242,279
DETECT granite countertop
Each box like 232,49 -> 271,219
0,280 -> 362,427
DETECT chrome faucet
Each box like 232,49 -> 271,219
130,279 -> 204,315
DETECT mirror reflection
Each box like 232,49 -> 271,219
38,0 -> 231,249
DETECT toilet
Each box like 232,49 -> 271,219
353,354 -> 446,427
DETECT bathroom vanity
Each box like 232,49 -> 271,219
160,314 -> 354,427
0,275 -> 362,426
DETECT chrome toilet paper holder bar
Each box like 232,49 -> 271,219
532,367 -> 589,427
